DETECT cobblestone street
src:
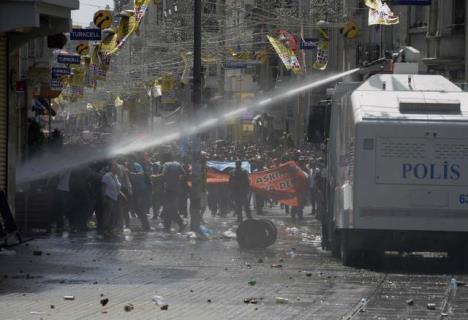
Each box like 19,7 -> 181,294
2,207 -> 468,320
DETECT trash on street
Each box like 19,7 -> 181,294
276,297 -> 289,304
124,303 -> 134,312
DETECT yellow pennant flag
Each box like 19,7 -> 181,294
267,35 -> 301,74
365,0 -> 399,25
313,29 -> 329,71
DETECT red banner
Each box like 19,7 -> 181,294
250,161 -> 308,207
207,169 -> 230,184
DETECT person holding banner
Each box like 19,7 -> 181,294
229,160 -> 252,223
290,161 -> 309,220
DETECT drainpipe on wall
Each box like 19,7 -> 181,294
426,0 -> 440,58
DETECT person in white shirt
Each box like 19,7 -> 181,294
52,170 -> 71,231
101,162 -> 122,238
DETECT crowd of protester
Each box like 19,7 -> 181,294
47,141 -> 327,239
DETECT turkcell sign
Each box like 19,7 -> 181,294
300,38 -> 319,50
57,54 -> 81,64
391,0 -> 432,5
51,67 -> 71,78
402,162 -> 461,181
70,28 -> 102,41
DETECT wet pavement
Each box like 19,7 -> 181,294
1,207 -> 468,319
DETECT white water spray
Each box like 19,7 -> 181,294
17,68 -> 360,184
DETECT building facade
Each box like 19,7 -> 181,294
0,0 -> 78,209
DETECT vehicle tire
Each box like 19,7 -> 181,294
340,233 -> 358,267
331,237 -> 341,258
448,246 -> 466,272
236,219 -> 276,249
260,219 -> 277,246
361,250 -> 384,269
236,219 -> 260,249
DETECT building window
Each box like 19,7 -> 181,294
28,40 -> 36,58
409,6 -> 428,29
208,64 -> 217,77
204,1 -> 216,14
453,0 -> 466,32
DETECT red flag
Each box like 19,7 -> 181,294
250,161 -> 308,207
207,169 -> 230,185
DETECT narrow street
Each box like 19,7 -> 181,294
1,207 -> 467,320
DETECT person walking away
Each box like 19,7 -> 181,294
116,159 -> 133,229
229,160 -> 252,223
69,165 -> 99,232
161,153 -> 186,232
128,161 -> 151,231
150,162 -> 163,220
101,163 -> 122,239
52,170 -> 71,232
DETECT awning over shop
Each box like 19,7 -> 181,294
0,0 -> 79,49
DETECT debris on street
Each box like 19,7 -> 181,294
0,249 -> 16,255
100,298 -> 109,306
152,295 -> 166,305
124,303 -> 134,312
222,230 -> 236,239
275,297 -> 289,304
244,297 -> 258,304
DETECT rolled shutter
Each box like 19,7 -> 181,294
0,34 -> 8,192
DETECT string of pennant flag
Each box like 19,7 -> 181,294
51,0 -> 402,104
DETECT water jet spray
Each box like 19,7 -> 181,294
17,68 -> 361,184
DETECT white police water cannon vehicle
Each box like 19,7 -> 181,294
322,47 -> 468,266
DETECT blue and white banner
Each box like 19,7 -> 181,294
206,161 -> 251,173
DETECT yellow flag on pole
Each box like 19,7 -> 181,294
267,35 -> 301,74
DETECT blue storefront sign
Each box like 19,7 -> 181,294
57,54 -> 81,64
70,28 -> 102,41
300,38 -> 319,50
51,67 -> 71,78
392,0 -> 432,5
50,79 -> 63,90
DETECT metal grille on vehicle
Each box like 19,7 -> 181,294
435,143 -> 468,160
379,141 -> 426,159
